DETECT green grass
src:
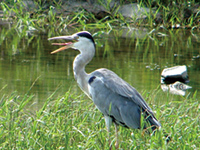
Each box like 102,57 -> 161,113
0,0 -> 199,55
0,0 -> 200,33
0,89 -> 199,149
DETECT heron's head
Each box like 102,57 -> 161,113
48,31 -> 95,54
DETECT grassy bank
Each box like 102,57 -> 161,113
0,0 -> 199,52
0,90 -> 199,149
0,0 -> 200,33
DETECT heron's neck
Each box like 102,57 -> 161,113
73,52 -> 94,95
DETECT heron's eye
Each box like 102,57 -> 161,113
74,36 -> 79,41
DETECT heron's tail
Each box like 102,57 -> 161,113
145,113 -> 171,143
146,114 -> 161,131
141,108 -> 161,131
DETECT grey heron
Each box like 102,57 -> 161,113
48,31 -> 161,148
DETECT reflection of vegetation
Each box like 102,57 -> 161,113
0,90 -> 199,149
0,27 -> 38,55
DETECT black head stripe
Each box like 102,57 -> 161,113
77,31 -> 95,46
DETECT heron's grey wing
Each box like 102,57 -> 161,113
91,68 -> 155,116
88,68 -> 161,129
88,75 -> 141,129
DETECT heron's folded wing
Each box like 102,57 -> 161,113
88,74 -> 141,129
91,68 -> 155,116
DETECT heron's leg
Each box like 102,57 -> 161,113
114,123 -> 119,149
104,116 -> 112,149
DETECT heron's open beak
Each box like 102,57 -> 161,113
48,35 -> 77,54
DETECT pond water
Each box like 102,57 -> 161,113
0,27 -> 199,110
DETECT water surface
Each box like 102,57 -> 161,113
0,27 -> 199,110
